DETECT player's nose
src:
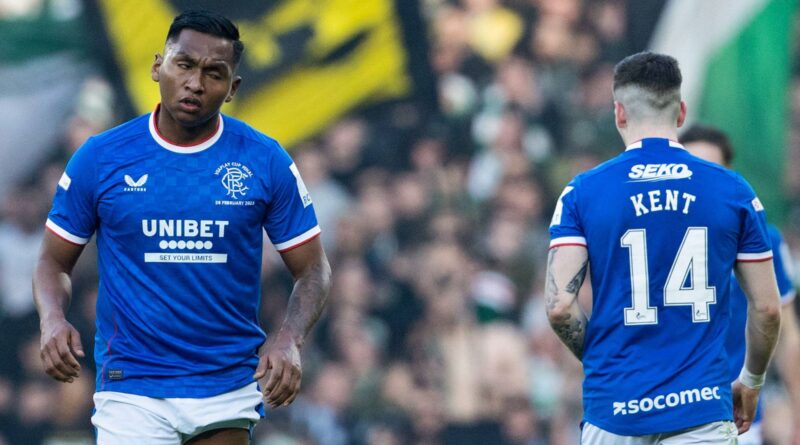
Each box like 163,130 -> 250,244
184,70 -> 203,93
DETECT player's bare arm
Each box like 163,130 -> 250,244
255,237 -> 331,408
32,230 -> 87,383
732,259 -> 782,434
545,245 -> 589,360
775,301 -> 800,443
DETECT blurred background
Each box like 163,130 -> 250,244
1,0 -> 799,444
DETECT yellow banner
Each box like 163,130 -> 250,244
97,0 -> 411,147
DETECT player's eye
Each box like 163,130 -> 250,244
177,62 -> 191,69
207,72 -> 222,80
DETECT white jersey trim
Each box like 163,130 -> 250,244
550,236 -> 587,248
148,107 -> 224,154
625,140 -> 685,151
274,226 -> 321,252
46,219 -> 89,245
736,251 -> 773,262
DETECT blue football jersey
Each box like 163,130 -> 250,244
727,225 -> 795,423
46,107 -> 320,398
549,138 -> 772,435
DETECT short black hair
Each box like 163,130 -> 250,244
613,51 -> 682,93
679,124 -> 735,166
166,10 -> 244,66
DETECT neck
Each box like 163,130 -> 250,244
619,123 -> 679,147
155,105 -> 219,145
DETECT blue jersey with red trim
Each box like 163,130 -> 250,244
47,108 -> 319,398
549,138 -> 772,435
727,225 -> 796,423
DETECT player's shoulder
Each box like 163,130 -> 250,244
70,113 -> 150,164
682,151 -> 740,180
90,113 -> 150,147
568,152 -> 632,186
222,114 -> 286,156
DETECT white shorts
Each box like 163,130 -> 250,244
92,382 -> 263,445
582,420 -> 738,445
736,421 -> 762,445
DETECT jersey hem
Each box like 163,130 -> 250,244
583,411 -> 733,436
274,226 -> 321,252
95,374 -> 256,399
45,219 -> 89,245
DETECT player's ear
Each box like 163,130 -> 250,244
151,54 -> 163,82
614,101 -> 627,129
676,100 -> 687,128
225,76 -> 242,103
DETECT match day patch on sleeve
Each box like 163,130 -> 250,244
550,186 -> 574,226
289,163 -> 312,208
58,172 -> 71,190
752,197 -> 764,212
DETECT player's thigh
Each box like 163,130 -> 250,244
184,427 -> 249,445
659,421 -> 738,444
92,392 -> 180,445
581,422 -> 657,445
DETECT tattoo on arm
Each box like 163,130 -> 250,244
283,257 -> 331,345
551,312 -> 585,358
546,248 -> 559,304
545,248 -> 588,359
565,260 -> 589,294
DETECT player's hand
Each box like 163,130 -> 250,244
254,330 -> 302,408
732,379 -> 760,434
39,316 -> 84,383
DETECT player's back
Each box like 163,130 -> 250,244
549,137 -> 772,435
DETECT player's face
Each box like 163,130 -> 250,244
151,29 -> 241,128
684,141 -> 727,167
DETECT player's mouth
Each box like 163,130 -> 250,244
177,97 -> 202,113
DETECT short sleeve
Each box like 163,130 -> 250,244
735,178 -> 772,262
549,180 -> 586,249
769,227 -> 796,304
46,138 -> 99,245
263,146 -> 320,252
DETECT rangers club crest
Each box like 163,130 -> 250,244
215,162 -> 253,199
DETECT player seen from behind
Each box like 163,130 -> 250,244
545,52 -> 781,444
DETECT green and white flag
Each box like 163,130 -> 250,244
651,0 -> 797,222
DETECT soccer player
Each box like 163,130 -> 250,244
546,52 -> 781,444
32,10 -> 331,445
681,125 -> 800,445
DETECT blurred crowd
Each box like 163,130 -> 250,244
1,0 -> 800,444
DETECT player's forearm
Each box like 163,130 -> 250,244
744,301 -> 781,375
545,246 -> 590,360
32,257 -> 73,323
777,304 -> 800,409
278,255 -> 332,348
548,300 -> 587,359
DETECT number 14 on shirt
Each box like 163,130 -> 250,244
621,227 -> 716,326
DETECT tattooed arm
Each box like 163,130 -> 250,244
545,245 -> 589,360
255,237 -> 332,408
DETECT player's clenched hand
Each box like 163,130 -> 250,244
732,380 -> 759,434
39,316 -> 84,383
254,331 -> 302,408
